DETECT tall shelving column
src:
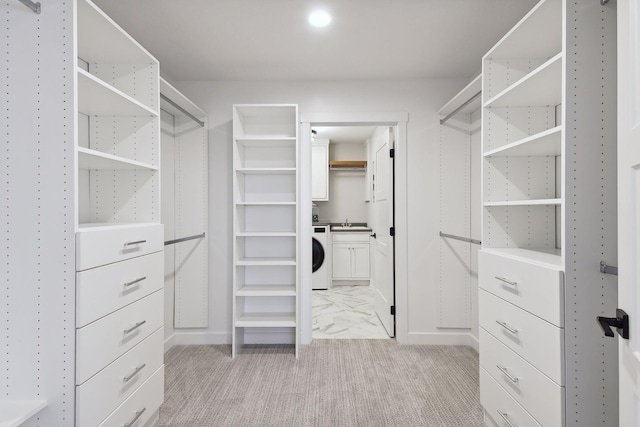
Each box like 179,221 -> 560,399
232,105 -> 299,358
74,1 -> 165,426
478,0 -> 618,425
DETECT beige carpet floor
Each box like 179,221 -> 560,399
158,340 -> 483,427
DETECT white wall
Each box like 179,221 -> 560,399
174,78 -> 469,344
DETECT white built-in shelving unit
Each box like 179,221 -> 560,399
74,1 -> 165,426
232,105 -> 300,358
4,1 -> 165,425
479,0 -> 618,425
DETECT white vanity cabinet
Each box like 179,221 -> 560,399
332,232 -> 370,282
312,139 -> 330,201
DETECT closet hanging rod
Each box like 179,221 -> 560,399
165,232 -> 205,246
439,231 -> 481,245
18,0 -> 41,14
160,93 -> 205,127
439,91 -> 481,125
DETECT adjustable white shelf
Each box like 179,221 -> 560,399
484,198 -> 561,207
0,400 -> 47,427
78,147 -> 158,171
77,69 -> 158,117
483,53 -> 562,108
235,313 -> 296,328
232,104 -> 299,358
483,126 -> 562,157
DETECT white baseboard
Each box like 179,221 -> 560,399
169,331 -> 231,346
407,332 -> 479,352
164,333 -> 176,353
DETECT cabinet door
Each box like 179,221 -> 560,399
311,143 -> 329,201
332,243 -> 352,278
351,243 -> 370,278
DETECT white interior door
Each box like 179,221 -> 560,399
618,1 -> 640,424
372,127 -> 394,337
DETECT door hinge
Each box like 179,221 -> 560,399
390,227 -> 395,236
390,305 -> 396,315
390,148 -> 395,158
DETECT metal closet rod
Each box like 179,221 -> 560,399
160,93 -> 205,128
439,91 -> 482,125
18,0 -> 40,13
165,232 -> 205,246
439,231 -> 481,246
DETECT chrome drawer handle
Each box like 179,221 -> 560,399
125,240 -> 147,246
495,276 -> 518,287
124,407 -> 146,427
124,276 -> 146,287
123,363 -> 146,382
496,320 -> 518,334
124,320 -> 146,334
496,365 -> 519,383
497,410 -> 519,427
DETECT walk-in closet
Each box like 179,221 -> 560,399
2,0 -> 632,425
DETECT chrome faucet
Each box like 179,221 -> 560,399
341,218 -> 350,227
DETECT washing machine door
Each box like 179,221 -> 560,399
312,237 -> 325,272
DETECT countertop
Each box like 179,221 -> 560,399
312,222 -> 372,232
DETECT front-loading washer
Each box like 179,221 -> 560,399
312,225 -> 329,290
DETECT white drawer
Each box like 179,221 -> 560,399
76,290 -> 163,385
76,223 -> 164,271
76,251 -> 164,328
98,365 -> 164,427
480,329 -> 564,426
76,328 -> 164,427
479,250 -> 564,327
480,367 -> 542,427
331,232 -> 370,242
479,289 -> 564,384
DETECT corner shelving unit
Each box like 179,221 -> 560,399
232,104 -> 299,358
479,0 -> 617,425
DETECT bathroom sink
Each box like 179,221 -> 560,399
331,225 -> 371,231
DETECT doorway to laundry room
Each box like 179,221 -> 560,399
309,123 -> 396,340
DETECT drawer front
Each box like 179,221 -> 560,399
76,251 -> 164,328
76,223 -> 164,271
331,232 -> 370,242
480,329 -> 564,426
480,367 -> 542,427
98,365 -> 164,427
76,290 -> 163,385
76,328 -> 164,427
479,289 -> 564,384
479,250 -> 564,327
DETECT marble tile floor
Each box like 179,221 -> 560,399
312,285 -> 390,339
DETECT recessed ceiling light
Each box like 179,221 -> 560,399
308,10 -> 331,28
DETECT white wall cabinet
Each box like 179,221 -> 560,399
332,233 -> 370,282
312,139 -> 330,201
232,104 -> 299,358
478,0 -> 617,425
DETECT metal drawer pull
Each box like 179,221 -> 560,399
123,363 -> 146,382
497,410 -> 519,427
124,320 -> 146,334
495,276 -> 518,287
124,276 -> 146,287
496,365 -> 519,383
496,320 -> 518,334
125,240 -> 147,246
124,407 -> 146,427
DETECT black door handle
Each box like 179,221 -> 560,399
370,233 -> 376,239
597,308 -> 629,339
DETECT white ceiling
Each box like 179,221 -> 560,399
92,0 -> 538,82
